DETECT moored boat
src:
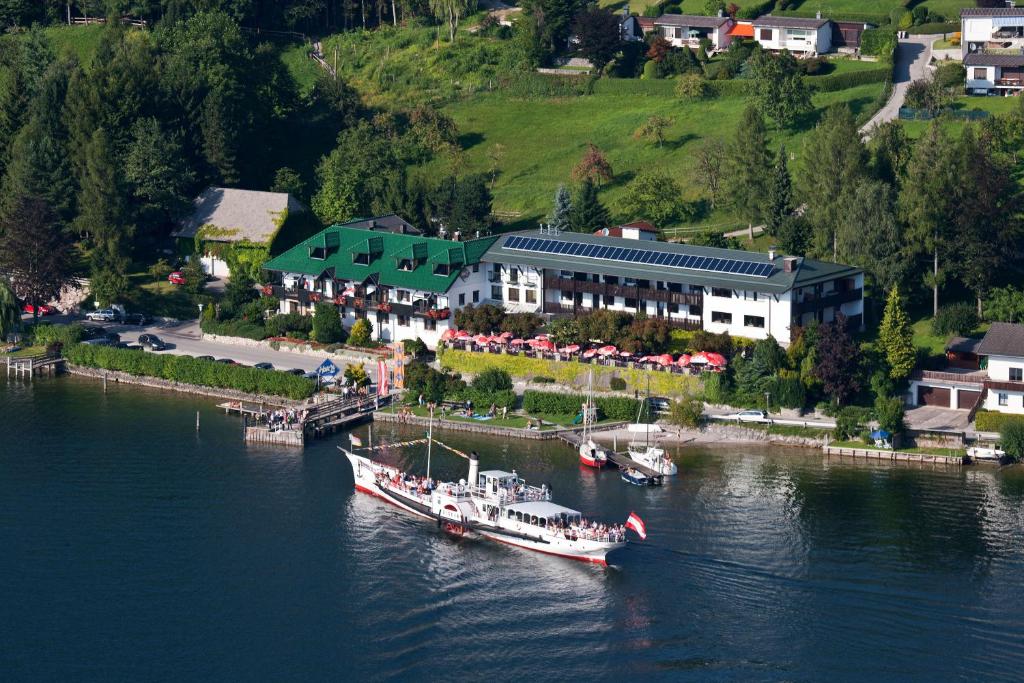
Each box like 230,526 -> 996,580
626,444 -> 678,476
578,371 -> 608,469
621,467 -> 657,487
342,447 -> 636,565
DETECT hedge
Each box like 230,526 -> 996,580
860,28 -> 898,60
64,344 -> 316,400
907,22 -> 958,35
807,67 -> 892,92
449,388 -> 517,410
736,0 -> 777,21
975,410 -> 1024,433
200,317 -> 267,340
522,390 -> 645,422
439,349 -> 700,397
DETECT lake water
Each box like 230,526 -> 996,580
3,375 -> 1024,682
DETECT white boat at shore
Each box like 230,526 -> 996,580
341,447 -> 634,565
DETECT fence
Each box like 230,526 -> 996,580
70,16 -> 147,28
899,107 -> 990,121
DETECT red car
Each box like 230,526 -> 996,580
23,303 -> 56,316
168,271 -> 186,285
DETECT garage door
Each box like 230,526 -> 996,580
957,390 -> 982,410
918,386 -> 951,407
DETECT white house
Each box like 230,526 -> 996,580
482,230 -> 864,346
173,187 -> 308,278
752,14 -> 832,55
964,53 -> 1024,93
961,6 -> 1024,59
653,13 -> 733,52
978,323 -> 1024,414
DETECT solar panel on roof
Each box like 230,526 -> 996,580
502,236 -> 772,277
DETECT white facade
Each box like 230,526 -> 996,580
198,254 -> 230,278
655,16 -> 732,51
962,14 -> 1024,58
983,354 -> 1024,414
754,22 -> 832,54
486,263 -> 543,313
701,288 -> 794,341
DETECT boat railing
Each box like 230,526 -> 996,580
469,484 -> 551,505
552,526 -> 626,544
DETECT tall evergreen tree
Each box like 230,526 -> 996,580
835,178 -> 906,296
0,197 -> 74,323
550,184 -> 571,231
898,121 -> 960,317
764,145 -> 791,237
870,120 -> 910,188
0,279 -> 18,341
568,179 -> 610,232
723,106 -> 771,228
878,286 -> 916,382
124,117 -> 194,226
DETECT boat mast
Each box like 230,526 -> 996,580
426,404 -> 434,480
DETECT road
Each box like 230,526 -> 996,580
860,34 -> 934,136
704,407 -> 837,430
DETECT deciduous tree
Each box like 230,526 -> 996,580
696,138 -> 724,209
748,49 -> 811,128
572,6 -> 621,73
633,115 -> 673,147
812,315 -> 860,405
571,142 -> 613,185
617,171 -> 689,226
834,178 -> 906,295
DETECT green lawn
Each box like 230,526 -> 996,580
442,82 -> 886,227
128,274 -> 205,320
278,41 -> 321,96
900,96 -> 1022,138
782,0 -> 971,20
910,313 -> 989,357
44,25 -> 105,63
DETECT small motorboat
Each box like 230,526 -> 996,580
621,467 -> 659,487
627,444 -> 678,476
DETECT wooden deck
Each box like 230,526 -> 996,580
237,394 -> 386,447
824,445 -> 963,466
6,353 -> 63,378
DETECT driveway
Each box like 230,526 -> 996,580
860,34 -> 934,136
903,405 -> 970,432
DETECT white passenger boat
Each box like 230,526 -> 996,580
342,448 -> 633,565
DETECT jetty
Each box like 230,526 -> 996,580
558,428 -> 665,481
6,353 -> 63,378
234,393 -> 385,447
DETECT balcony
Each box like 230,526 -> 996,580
793,288 -> 862,316
914,369 -> 987,387
542,274 -> 702,307
542,301 -> 700,329
996,77 -> 1024,87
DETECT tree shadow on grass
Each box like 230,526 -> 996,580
458,131 -> 486,150
663,132 -> 699,151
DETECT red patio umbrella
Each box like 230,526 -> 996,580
440,328 -> 457,342
705,352 -> 727,367
690,352 -> 709,365
655,353 -> 674,366
582,348 -> 598,359
676,354 -> 691,367
510,338 -> 527,346
474,335 -> 491,346
619,350 -> 633,357
531,339 -> 555,352
559,344 -> 581,354
455,330 -> 471,340
499,331 -> 513,339
596,345 -> 618,356
534,334 -> 549,340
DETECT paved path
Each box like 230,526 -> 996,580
860,34 -> 934,137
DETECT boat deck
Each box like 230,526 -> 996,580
606,451 -> 664,480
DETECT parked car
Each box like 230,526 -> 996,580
648,397 -> 672,415
116,342 -> 142,351
734,410 -> 769,423
123,313 -> 151,326
85,308 -> 119,322
215,358 -> 236,365
195,355 -> 215,362
254,362 -> 274,370
138,334 -> 166,351
80,325 -> 107,340
303,371 -> 319,380
22,303 -> 56,316
82,336 -> 115,347
168,271 -> 186,285
284,368 -> 305,375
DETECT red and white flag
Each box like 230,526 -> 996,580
625,512 -> 647,540
377,360 -> 389,396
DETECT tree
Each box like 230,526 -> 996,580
984,286 -> 1024,323
181,257 -> 207,301
313,302 -> 344,343
748,49 -> 811,128
617,171 -> 689,225
878,287 -> 916,382
737,335 -> 786,398
764,145 -> 791,237
696,139 -> 725,209
500,312 -> 543,338
472,368 -> 513,392
898,121 -> 959,316
549,184 -> 572,231
723,106 -> 771,226
349,317 -> 374,346
449,174 -> 493,233
704,0 -> 725,15
813,315 -> 860,405
870,120 -> 910,188
669,396 -> 705,429
344,362 -> 371,388
0,197 -> 73,323
797,104 -> 867,261
572,6 -> 621,73
124,117 -> 193,225
1000,420 -> 1024,463
521,0 -> 586,57
834,178 -> 906,294
271,167 -> 306,200
568,179 -> 610,232
874,395 -> 905,434
633,115 -> 673,147
0,280 -> 20,340
313,120 -> 404,224
646,36 -> 671,63
676,72 -> 708,100
571,143 -> 613,185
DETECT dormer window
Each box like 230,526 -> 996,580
398,258 -> 414,271
434,263 -> 451,276
353,252 -> 370,265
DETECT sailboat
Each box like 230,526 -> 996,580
626,378 -> 678,477
578,370 -> 609,468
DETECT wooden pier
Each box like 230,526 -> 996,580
235,394 -> 385,447
824,445 -> 963,466
558,428 -> 665,480
6,353 -> 63,378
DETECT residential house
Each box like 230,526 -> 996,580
831,20 -> 874,50
909,323 -> 1024,414
262,225 -> 497,349
482,230 -> 864,345
752,14 -> 832,55
653,13 -> 734,52
961,6 -> 1024,94
619,8 -> 644,42
173,187 -> 309,278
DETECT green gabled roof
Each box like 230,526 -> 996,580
264,225 -> 499,293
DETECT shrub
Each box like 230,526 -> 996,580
403,338 -> 428,358
148,259 -> 173,281
675,73 -> 708,100
1000,421 -> 1024,463
642,59 -> 659,80
767,374 -> 806,410
735,0 -> 774,20
860,28 -> 897,60
349,318 -> 373,346
932,303 -> 979,337
702,372 -> 730,404
200,317 -> 267,340
472,368 -> 513,392
532,375 -> 555,383
908,21 -> 959,35
522,390 -> 643,422
609,377 -> 627,391
266,312 -> 312,338
799,57 -> 830,76
835,406 -> 865,440
63,344 -> 316,399
312,302 -> 345,343
874,395 -> 905,434
975,410 -> 1024,433
934,61 -> 966,88
33,323 -> 83,347
669,397 -> 704,428
807,68 -> 892,92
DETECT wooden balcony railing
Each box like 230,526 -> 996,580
542,274 -> 702,306
793,288 -> 862,316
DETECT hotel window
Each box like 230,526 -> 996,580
397,315 -> 410,327
509,267 -> 519,284
689,305 -> 702,317
744,291 -> 759,301
458,293 -> 465,306
424,318 -> 436,331
744,315 -> 765,329
472,290 -> 479,303
689,284 -> 702,294
711,287 -> 732,298
711,311 -> 732,324
1011,368 -> 1023,382
974,68 -> 987,80
668,303 -> 679,314
759,28 -> 773,41
508,288 -> 520,302
525,289 -> 537,304
472,264 -> 479,273
376,311 -> 389,325
397,290 -> 410,303
999,392 -> 1009,406
491,285 -> 503,300
625,298 -> 638,310
603,295 -> 614,307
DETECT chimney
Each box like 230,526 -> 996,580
783,256 -> 798,273
816,10 -> 821,19
768,246 -> 777,261
718,8 -> 723,17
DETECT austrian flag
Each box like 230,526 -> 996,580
625,512 -> 647,540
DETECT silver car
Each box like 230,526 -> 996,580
85,308 -> 118,322
734,410 -> 769,423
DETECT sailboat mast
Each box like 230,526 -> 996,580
426,405 -> 434,480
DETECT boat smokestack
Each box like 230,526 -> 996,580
468,451 -> 480,487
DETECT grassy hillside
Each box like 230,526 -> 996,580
442,80 -> 886,228
781,1 -> 972,20
900,95 -> 1022,138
